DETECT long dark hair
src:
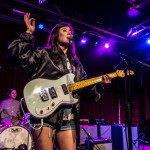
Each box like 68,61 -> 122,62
46,22 -> 79,65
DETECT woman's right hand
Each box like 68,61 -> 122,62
24,12 -> 35,34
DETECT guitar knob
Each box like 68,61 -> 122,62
40,110 -> 43,114
51,102 -> 55,107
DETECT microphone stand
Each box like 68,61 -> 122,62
114,57 -> 125,70
115,56 -> 133,150
118,52 -> 150,69
125,60 -> 133,150
115,52 -> 150,150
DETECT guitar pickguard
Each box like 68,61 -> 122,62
35,85 -> 77,116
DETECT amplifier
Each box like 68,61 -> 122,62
85,138 -> 112,150
80,125 -> 97,145
111,125 -> 139,150
80,119 -> 89,125
97,124 -> 112,139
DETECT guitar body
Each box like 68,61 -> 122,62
23,73 -> 78,118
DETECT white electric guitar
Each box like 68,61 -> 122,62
23,70 -> 134,118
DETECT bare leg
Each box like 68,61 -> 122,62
56,129 -> 76,150
33,126 -> 53,150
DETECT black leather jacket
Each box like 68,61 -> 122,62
7,32 -> 101,128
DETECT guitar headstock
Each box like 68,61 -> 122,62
116,70 -> 134,77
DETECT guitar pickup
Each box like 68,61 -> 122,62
61,84 -> 69,95
49,87 -> 57,99
40,89 -> 49,101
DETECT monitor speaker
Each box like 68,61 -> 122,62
97,124 -> 112,139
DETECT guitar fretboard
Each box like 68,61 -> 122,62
67,72 -> 118,92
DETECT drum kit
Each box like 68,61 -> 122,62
0,113 -> 33,150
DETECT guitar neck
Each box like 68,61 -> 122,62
67,72 -> 118,92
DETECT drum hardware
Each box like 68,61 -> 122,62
17,144 -> 27,150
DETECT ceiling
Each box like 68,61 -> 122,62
1,0 -> 150,39
1,0 -> 150,61
33,0 -> 150,37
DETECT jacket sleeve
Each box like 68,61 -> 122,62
7,32 -> 41,75
75,61 -> 101,103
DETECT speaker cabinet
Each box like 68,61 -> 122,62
111,125 -> 139,150
97,124 -> 112,139
80,125 -> 97,145
85,138 -> 112,150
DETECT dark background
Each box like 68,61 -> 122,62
0,0 -> 150,142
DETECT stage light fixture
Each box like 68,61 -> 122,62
105,43 -> 110,48
38,24 -> 44,30
81,37 -> 87,44
39,0 -> 47,5
94,42 -> 98,46
126,0 -> 144,8
127,19 -> 150,40
146,38 -> 150,44
78,37 -> 88,46
126,0 -> 143,18
127,7 -> 140,17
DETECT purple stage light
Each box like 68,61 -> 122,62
94,42 -> 98,46
127,7 -> 140,17
81,39 -> 86,43
80,37 -> 87,44
39,0 -> 47,5
105,43 -> 109,48
147,38 -> 150,44
78,37 -> 88,46
132,31 -> 138,36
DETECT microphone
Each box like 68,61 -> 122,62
68,31 -> 87,40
